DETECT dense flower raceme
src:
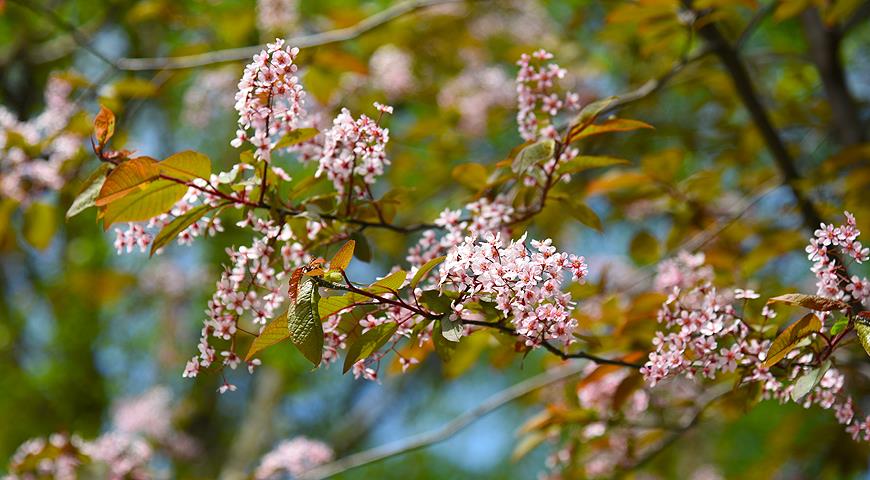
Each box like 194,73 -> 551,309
806,211 -> 870,308
0,76 -> 82,203
183,217 -> 313,390
315,106 -> 391,195
439,232 -> 588,346
4,387 -> 196,480
232,38 -> 305,162
643,213 -> 870,442
254,436 -> 334,479
516,49 -> 582,141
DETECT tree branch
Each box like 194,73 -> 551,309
462,320 -> 642,368
800,7 -> 865,146
295,361 -> 589,480
115,0 -> 474,71
684,1 -> 826,232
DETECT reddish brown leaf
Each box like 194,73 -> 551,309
94,105 -> 116,149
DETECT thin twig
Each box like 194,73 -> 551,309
296,361 -> 589,480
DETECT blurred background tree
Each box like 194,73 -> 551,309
0,0 -> 869,478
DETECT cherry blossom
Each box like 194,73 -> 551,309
232,39 -> 305,162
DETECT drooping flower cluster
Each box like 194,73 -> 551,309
316,106 -> 391,195
439,232 -> 587,346
805,211 -> 869,308
0,76 -> 82,203
515,49 -> 582,141
232,39 -> 305,161
183,217 -> 313,390
641,251 -> 766,386
254,436 -> 333,479
369,44 -> 415,100
642,246 -> 866,443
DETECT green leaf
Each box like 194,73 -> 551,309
419,290 -> 452,313
350,231 -> 371,262
410,256 -> 445,290
830,317 -> 849,336
274,127 -> 319,149
763,313 -> 822,368
100,179 -> 187,228
288,277 -> 323,366
564,199 -> 602,232
433,320 -> 457,362
66,164 -> 110,219
149,204 -> 215,256
342,322 -> 398,373
629,230 -> 660,265
367,270 -> 407,294
245,311 -> 290,361
512,139 -> 555,174
441,315 -> 463,342
96,157 -> 161,206
570,96 -> 617,130
556,155 -> 630,176
318,292 -> 368,320
791,360 -> 831,401
23,202 -> 57,250
767,293 -> 848,312
856,319 -> 870,359
159,150 -> 211,181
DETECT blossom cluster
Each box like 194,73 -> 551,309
369,44 -> 415,100
439,232 -> 587,346
640,252 -> 764,386
4,433 -> 84,480
642,246 -> 865,443
0,76 -> 82,203
183,217 -> 313,391
232,39 -> 305,162
315,106 -> 391,195
805,211 -> 869,308
406,194 -> 516,274
254,436 -> 333,479
515,49 -> 582,141
438,63 -> 514,135
4,387 -> 195,480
